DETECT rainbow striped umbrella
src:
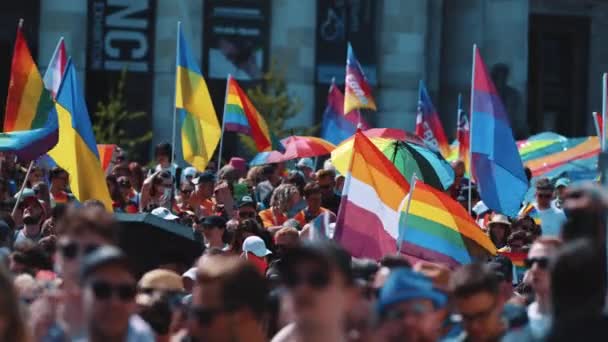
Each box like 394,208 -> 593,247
332,137 -> 454,190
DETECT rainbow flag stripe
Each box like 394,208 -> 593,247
224,76 -> 282,152
175,24 -> 221,171
400,178 -> 496,268
4,23 -> 54,132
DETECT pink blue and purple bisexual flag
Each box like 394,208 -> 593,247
415,80 -> 450,157
320,80 -> 369,145
344,42 -> 376,114
470,46 -> 528,217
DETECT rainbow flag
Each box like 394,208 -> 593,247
470,46 -> 528,217
335,130 -> 496,265
416,80 -> 449,157
4,21 -> 54,133
97,144 -> 117,172
48,59 -> 112,210
399,178 -> 496,268
175,23 -> 221,171
519,203 -> 541,225
344,42 -> 376,114
456,94 -> 470,173
43,37 -> 67,98
223,75 -> 284,152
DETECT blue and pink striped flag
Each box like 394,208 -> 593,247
470,46 -> 528,216
320,80 -> 369,145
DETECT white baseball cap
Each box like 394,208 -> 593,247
151,207 -> 179,221
242,236 -> 272,257
297,158 -> 314,170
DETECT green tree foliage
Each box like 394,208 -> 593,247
92,69 -> 152,158
239,62 -> 318,154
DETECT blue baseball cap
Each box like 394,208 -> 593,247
377,268 -> 447,315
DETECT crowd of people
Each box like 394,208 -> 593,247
0,141 -> 605,342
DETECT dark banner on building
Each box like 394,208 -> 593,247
315,0 -> 377,85
86,0 -> 156,160
203,0 -> 270,81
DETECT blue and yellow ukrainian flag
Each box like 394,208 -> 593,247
48,59 -> 112,210
175,22 -> 221,171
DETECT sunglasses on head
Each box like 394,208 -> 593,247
90,280 -> 136,301
524,256 -> 549,269
189,306 -> 226,326
283,268 -> 330,289
59,241 -> 100,260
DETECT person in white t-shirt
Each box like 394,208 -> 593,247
518,178 -> 566,237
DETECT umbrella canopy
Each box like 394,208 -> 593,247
250,136 -> 335,166
115,213 -> 203,277
356,128 -> 425,145
281,136 -> 336,160
332,137 -> 454,190
249,150 -> 285,166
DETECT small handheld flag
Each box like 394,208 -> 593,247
344,42 -> 376,113
415,80 -> 449,156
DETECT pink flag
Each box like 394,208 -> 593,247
43,37 -> 67,99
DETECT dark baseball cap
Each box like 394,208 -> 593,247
238,195 -> 256,208
200,215 -> 227,228
192,171 -> 216,185
279,240 -> 353,285
80,245 -> 131,282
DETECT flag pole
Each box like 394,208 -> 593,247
468,44 -> 477,214
11,161 -> 34,217
217,74 -> 231,173
593,112 -> 601,138
171,22 -> 181,166
397,172 -> 417,254
603,73 -> 607,151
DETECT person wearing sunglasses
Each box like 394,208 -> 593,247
54,208 -> 120,339
188,255 -> 267,342
80,245 -> 154,341
315,169 -> 341,215
274,241 -> 354,342
200,215 -> 228,250
375,267 -> 447,342
450,263 -> 518,342
518,178 -> 566,237
13,196 -> 46,246
525,237 -> 562,339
